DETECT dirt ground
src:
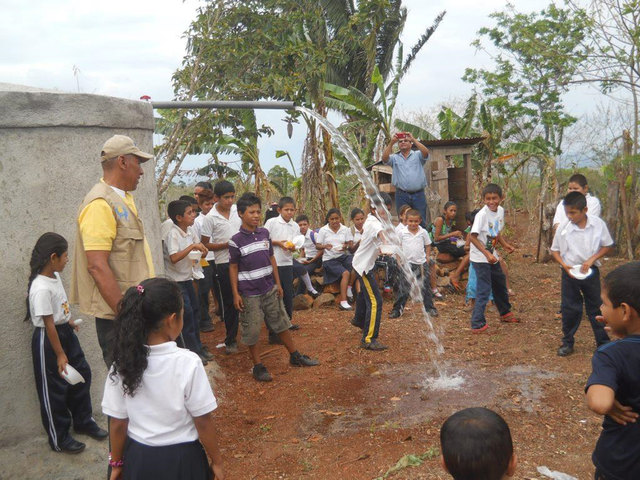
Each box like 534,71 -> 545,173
202,212 -> 624,480
1,212 -> 625,479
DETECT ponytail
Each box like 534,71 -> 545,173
111,277 -> 183,396
25,233 -> 68,322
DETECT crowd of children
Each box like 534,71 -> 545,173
25,159 -> 640,479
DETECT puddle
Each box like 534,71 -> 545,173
299,363 -> 558,438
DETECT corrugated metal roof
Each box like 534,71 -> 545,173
420,136 -> 486,147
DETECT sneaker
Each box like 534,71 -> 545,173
350,317 -> 363,329
289,323 -> 301,331
74,423 -> 108,441
225,343 -> 239,355
339,301 -> 353,311
471,324 -> 489,334
290,351 -> 320,367
389,309 -> 401,319
361,340 -> 388,351
500,312 -> 520,323
309,290 -> 320,299
199,322 -> 215,333
252,364 -> 273,382
268,333 -> 283,345
427,308 -> 439,317
432,288 -> 443,299
59,437 -> 85,454
557,345 -> 574,357
200,347 -> 214,360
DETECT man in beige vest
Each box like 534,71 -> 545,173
70,135 -> 155,367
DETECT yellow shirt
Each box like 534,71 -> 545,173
78,181 -> 155,276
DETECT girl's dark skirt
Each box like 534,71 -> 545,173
434,241 -> 465,257
322,254 -> 353,284
123,438 -> 212,480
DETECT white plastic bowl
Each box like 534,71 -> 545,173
188,250 -> 202,261
570,265 -> 593,280
292,234 -> 305,249
61,364 -> 85,385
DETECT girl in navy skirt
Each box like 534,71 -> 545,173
316,208 -> 354,310
102,277 -> 224,480
26,232 -> 107,453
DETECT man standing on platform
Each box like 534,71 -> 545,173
382,132 -> 430,227
70,135 -> 155,367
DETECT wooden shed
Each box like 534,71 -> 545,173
370,136 -> 485,226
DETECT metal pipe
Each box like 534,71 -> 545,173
150,100 -> 295,110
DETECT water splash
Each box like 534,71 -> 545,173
297,106 -> 459,383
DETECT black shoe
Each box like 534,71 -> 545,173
289,323 -> 300,331
350,317 -> 363,329
74,423 -> 108,441
200,322 -> 215,333
427,308 -> 439,317
225,343 -> 239,355
309,291 -> 320,299
557,345 -> 574,357
59,437 -> 86,454
361,340 -> 388,351
268,333 -> 283,345
290,351 -> 320,367
198,353 -> 209,365
252,364 -> 273,382
389,309 -> 401,319
200,348 -> 214,361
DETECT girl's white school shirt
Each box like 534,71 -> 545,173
102,341 -> 217,447
265,215 -> 300,266
399,226 -> 431,265
29,273 -> 71,328
317,224 -> 353,261
469,205 -> 505,264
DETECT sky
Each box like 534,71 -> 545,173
1,0 -> 605,179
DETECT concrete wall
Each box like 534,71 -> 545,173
0,83 -> 163,445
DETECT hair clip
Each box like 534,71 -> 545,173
136,284 -> 145,295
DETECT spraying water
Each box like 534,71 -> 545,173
297,106 -> 464,385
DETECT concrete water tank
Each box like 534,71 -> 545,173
0,83 -> 163,445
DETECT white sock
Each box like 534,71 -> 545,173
301,273 -> 315,292
347,286 -> 353,297
340,300 -> 351,309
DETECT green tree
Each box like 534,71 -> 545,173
463,3 -> 590,201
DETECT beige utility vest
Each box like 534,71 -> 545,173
70,182 -> 150,320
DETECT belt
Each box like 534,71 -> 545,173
398,187 -> 424,194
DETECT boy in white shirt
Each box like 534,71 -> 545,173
201,180 -> 242,353
193,188 -> 219,333
390,209 -> 438,318
163,200 -> 210,363
550,191 -> 613,356
552,173 -> 601,232
352,193 -> 393,351
469,184 -> 518,333
265,197 -> 319,329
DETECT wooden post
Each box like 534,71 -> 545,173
536,200 -> 544,263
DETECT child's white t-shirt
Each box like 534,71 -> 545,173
194,213 -> 215,262
201,203 -> 242,264
317,224 -> 353,261
352,214 -> 384,276
302,230 -> 318,259
550,215 -> 614,267
163,223 -> 199,282
470,205 -> 504,263
399,226 -> 431,265
553,193 -> 601,226
29,272 -> 71,328
265,215 -> 300,266
102,341 -> 217,447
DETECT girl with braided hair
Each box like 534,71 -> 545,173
102,277 -> 224,480
26,232 -> 106,454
